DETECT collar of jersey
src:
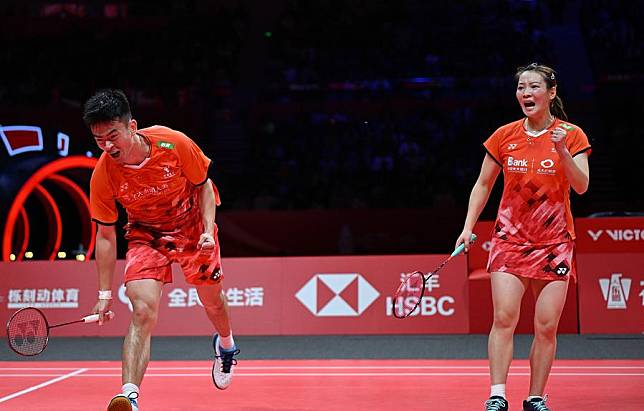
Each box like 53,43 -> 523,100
123,157 -> 151,169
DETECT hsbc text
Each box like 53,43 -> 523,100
386,295 -> 455,317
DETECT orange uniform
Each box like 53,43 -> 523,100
90,125 -> 223,285
483,118 -> 591,280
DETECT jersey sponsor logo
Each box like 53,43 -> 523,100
586,229 -> 644,241
537,158 -> 556,175
507,143 -> 518,150
599,273 -> 631,309
507,156 -> 528,173
157,141 -> 175,149
295,273 -> 379,317
560,123 -> 575,131
540,159 -> 554,168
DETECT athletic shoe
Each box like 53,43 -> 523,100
211,334 -> 240,390
107,392 -> 139,411
484,396 -> 508,411
523,396 -> 550,411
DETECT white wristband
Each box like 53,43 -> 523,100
98,290 -> 112,300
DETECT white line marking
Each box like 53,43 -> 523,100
0,368 -> 87,403
0,372 -> 642,378
2,365 -> 643,371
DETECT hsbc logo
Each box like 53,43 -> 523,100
587,229 -> 644,241
295,273 -> 379,316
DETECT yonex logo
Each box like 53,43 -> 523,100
540,159 -> 555,168
295,273 -> 380,317
507,144 -> 517,150
556,267 -> 568,275
599,273 -> 631,309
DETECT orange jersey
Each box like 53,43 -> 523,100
484,118 -> 591,245
90,125 -> 217,229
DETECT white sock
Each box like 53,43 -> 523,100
122,383 -> 139,398
219,334 -> 235,350
490,384 -> 506,398
527,395 -> 543,401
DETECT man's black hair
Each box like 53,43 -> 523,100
82,89 -> 132,127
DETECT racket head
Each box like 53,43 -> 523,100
392,270 -> 426,319
6,307 -> 50,356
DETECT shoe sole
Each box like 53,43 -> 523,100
107,397 -> 133,411
212,361 -> 230,390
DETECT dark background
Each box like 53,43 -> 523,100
1,0 -> 642,259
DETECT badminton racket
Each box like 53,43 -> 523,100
392,233 -> 477,319
6,307 -> 114,356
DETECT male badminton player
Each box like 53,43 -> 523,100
455,63 -> 591,411
84,89 -> 240,411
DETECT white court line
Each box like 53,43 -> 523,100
2,365 -> 643,371
0,368 -> 87,403
1,372 -> 643,378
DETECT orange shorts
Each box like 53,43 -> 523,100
123,213 -> 223,286
487,238 -> 575,281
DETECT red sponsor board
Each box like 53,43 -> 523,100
280,255 -> 469,334
577,253 -> 644,334
575,217 -> 644,253
468,221 -> 495,272
0,254 -> 469,336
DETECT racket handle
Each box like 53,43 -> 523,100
451,233 -> 477,257
82,311 -> 115,323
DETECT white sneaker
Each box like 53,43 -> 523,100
211,334 -> 240,390
107,393 -> 139,411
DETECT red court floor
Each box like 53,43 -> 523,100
0,359 -> 643,410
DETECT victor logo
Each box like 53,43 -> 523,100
295,273 -> 379,317
587,229 -> 643,241
587,230 -> 602,241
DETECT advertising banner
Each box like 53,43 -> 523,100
575,217 -> 644,253
0,254 -> 469,336
468,220 -> 495,273
577,253 -> 644,334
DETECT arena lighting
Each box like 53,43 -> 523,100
24,251 -> 33,259
33,184 -> 63,260
0,126 -> 44,156
17,207 -> 30,261
75,254 -> 86,262
9,254 -> 16,261
57,251 -> 67,259
2,155 -> 98,262
46,173 -> 96,260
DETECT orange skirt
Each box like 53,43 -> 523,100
487,238 -> 575,281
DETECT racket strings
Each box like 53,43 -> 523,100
392,271 -> 427,318
7,308 -> 48,356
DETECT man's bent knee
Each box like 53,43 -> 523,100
131,302 -> 158,327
